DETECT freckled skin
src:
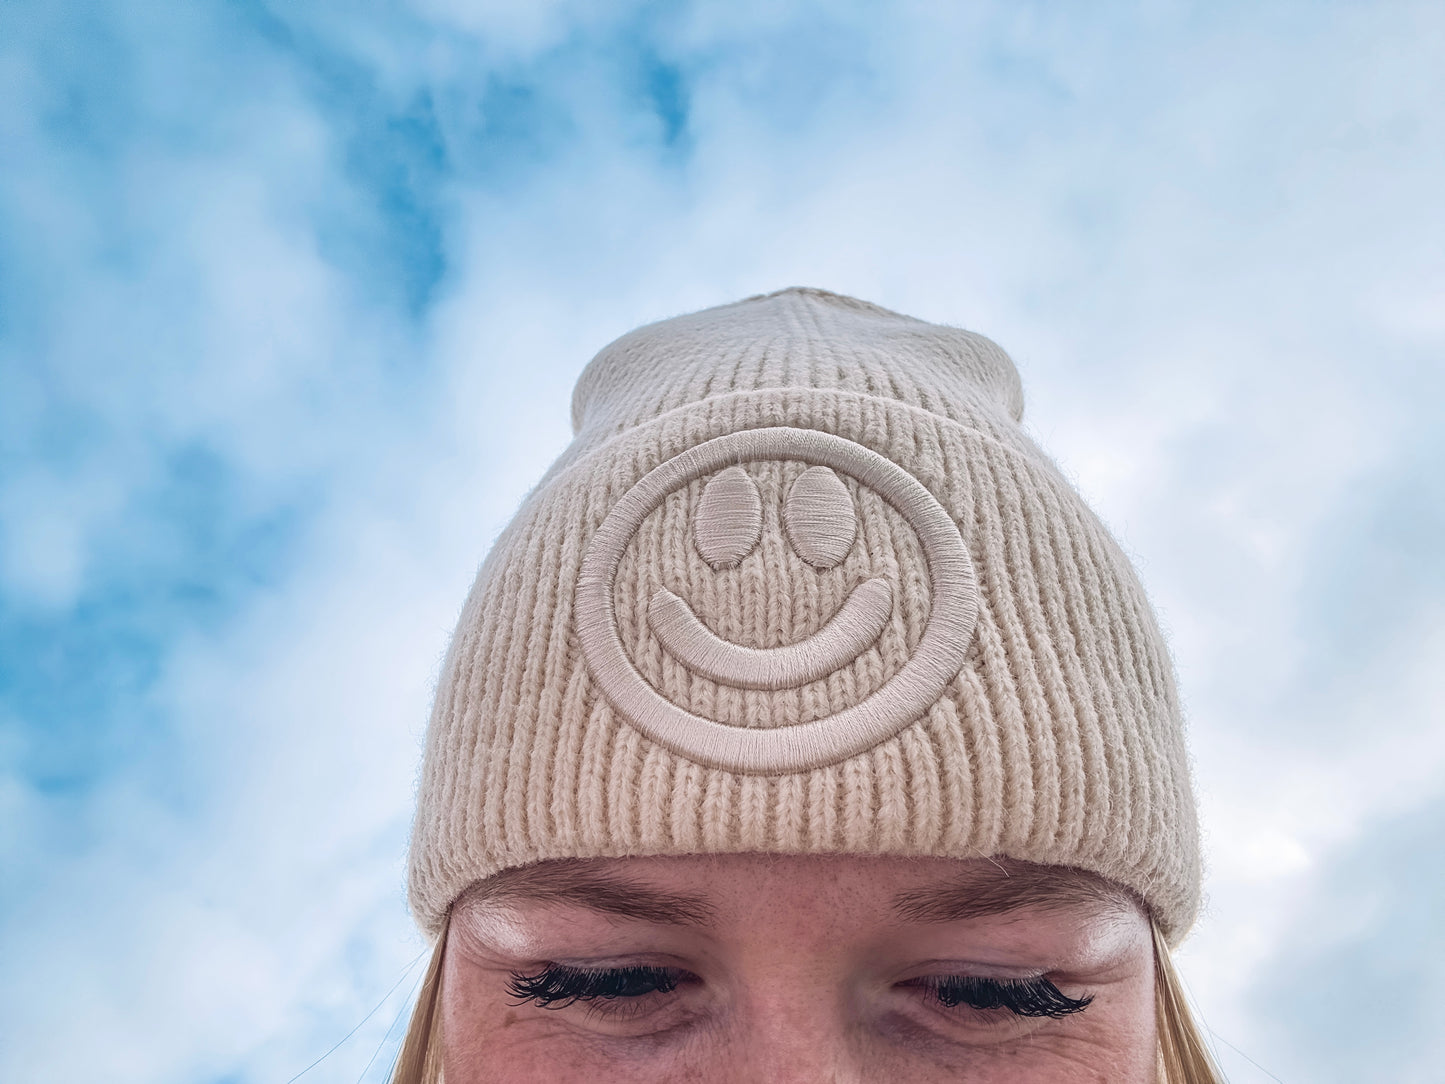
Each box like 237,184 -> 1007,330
441,854 -> 1157,1083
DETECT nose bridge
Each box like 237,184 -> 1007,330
722,936 -> 870,1084
731,992 -> 858,1084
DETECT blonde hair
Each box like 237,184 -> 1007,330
388,913 -> 1225,1084
390,920 -> 445,1084
1153,920 -> 1227,1084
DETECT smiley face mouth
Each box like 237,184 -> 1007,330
647,577 -> 894,691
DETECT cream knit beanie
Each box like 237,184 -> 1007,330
409,287 -> 1201,942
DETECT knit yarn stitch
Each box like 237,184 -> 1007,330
408,288 -> 1202,942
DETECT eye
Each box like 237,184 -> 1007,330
784,466 -> 857,569
695,466 -> 763,569
508,963 -> 686,1008
906,975 -> 1092,1019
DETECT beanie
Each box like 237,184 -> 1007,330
408,287 -> 1202,943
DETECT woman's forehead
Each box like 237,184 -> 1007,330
452,853 -> 1143,927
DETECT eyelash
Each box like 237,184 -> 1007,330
913,975 -> 1093,1019
508,963 -> 1091,1019
508,963 -> 683,1008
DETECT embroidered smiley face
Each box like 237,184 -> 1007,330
575,427 -> 979,774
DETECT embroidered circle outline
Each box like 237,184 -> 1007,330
574,426 -> 978,774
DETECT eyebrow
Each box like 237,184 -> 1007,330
889,864 -> 1137,924
453,859 -> 1136,929
457,862 -> 718,927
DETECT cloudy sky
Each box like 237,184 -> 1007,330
2,1 -> 1441,1080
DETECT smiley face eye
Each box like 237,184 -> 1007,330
695,466 -> 764,569
784,466 -> 857,569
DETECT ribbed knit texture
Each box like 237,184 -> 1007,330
409,288 -> 1201,943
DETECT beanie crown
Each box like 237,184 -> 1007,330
569,288 -> 1025,444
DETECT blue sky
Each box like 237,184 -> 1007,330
2,1 -> 1442,1080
